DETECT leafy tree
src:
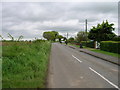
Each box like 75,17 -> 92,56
57,35 -> 63,39
88,20 -> 116,42
57,35 -> 63,43
68,37 -> 74,43
43,32 -> 54,41
75,31 -> 88,43
51,31 -> 59,41
43,31 -> 59,41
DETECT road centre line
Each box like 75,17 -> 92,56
89,67 -> 119,89
72,55 -> 82,63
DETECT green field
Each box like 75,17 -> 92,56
2,41 -> 51,88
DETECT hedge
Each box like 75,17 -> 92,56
81,41 -> 94,48
100,41 -> 120,54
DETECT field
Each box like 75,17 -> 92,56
2,40 -> 51,88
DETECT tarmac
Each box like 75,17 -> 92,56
68,45 -> 119,66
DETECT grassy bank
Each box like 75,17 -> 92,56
0,45 -> 1,90
2,41 -> 51,88
69,43 -> 120,58
0,44 -> 1,55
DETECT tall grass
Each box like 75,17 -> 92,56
0,58 -> 1,90
2,41 -> 51,88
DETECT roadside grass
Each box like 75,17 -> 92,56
90,49 -> 120,58
2,41 -> 51,88
69,43 -> 120,58
0,43 -> 2,89
0,45 -> 2,58
0,45 -> 1,89
68,43 -> 80,48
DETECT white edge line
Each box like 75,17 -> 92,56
72,55 -> 82,63
89,67 -> 119,89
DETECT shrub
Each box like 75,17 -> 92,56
100,41 -> 120,54
81,41 -> 94,48
112,36 -> 120,41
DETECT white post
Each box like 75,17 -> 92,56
95,41 -> 97,49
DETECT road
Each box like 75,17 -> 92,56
48,43 -> 119,88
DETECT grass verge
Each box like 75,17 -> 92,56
91,49 -> 120,58
2,41 -> 51,88
69,43 -> 120,58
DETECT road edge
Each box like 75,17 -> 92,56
68,45 -> 120,66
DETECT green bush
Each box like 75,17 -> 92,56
112,36 -> 120,41
100,41 -> 120,54
81,41 -> 94,48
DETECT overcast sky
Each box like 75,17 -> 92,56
1,2 -> 119,40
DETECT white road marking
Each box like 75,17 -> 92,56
72,55 -> 82,63
89,67 -> 119,89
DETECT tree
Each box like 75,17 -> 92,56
43,32 -> 54,41
51,31 -> 59,41
57,35 -> 63,43
43,31 -> 59,41
88,20 -> 116,42
8,33 -> 14,41
0,35 -> 4,40
63,37 -> 67,41
75,31 -> 88,43
18,35 -> 23,41
68,37 -> 74,43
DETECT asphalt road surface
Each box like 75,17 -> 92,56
48,43 -> 119,88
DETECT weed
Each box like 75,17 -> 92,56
2,41 -> 51,88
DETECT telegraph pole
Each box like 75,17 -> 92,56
67,32 -> 68,39
85,19 -> 87,46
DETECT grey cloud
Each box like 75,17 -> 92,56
2,2 -> 118,39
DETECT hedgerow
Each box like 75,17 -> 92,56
100,41 -> 120,54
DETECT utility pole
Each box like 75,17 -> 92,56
85,19 -> 87,46
67,32 -> 68,39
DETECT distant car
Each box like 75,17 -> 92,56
61,41 -> 65,43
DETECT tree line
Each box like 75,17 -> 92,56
43,20 -> 120,43
1,20 -> 119,42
